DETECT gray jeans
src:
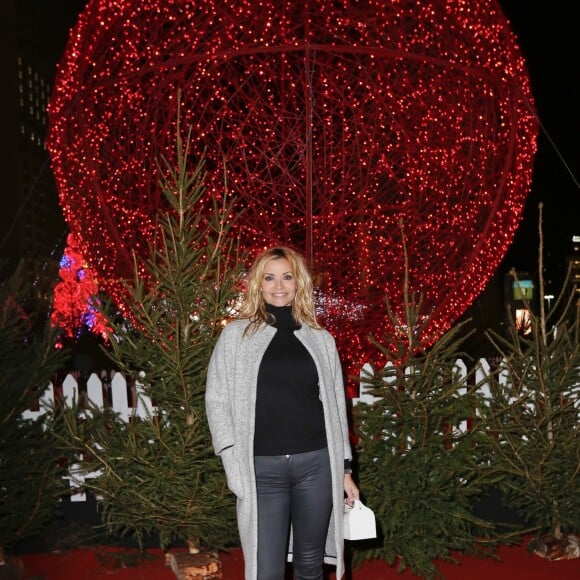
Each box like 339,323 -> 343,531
254,448 -> 333,580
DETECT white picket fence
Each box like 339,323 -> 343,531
22,370 -> 155,424
22,370 -> 156,502
21,358 -> 578,503
356,357 -> 498,405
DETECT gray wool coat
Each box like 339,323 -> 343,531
205,318 -> 353,579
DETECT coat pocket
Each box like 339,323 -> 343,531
220,446 -> 244,498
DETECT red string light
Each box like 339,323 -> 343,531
47,0 -> 538,379
51,233 -> 110,342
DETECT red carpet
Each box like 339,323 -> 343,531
12,541 -> 579,579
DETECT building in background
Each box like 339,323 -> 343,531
0,2 -> 84,313
13,53 -> 67,306
504,272 -> 536,336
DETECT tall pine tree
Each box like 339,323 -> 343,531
484,203 -> 579,552
352,223 -> 503,578
51,119 -> 245,552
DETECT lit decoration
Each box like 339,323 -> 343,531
46,0 -> 538,378
51,233 -> 110,342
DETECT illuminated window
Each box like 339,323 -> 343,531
515,308 -> 532,335
513,279 -> 533,301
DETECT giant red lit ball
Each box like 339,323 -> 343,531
47,0 -> 538,377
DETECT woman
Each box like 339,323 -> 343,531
205,246 -> 359,580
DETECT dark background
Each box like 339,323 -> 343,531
498,0 -> 579,284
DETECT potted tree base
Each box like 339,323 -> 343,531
165,551 -> 221,579
527,533 -> 580,561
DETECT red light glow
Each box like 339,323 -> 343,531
47,0 -> 538,377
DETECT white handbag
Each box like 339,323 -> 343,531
343,499 -> 377,540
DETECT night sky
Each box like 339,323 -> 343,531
23,0 -> 580,291
497,0 -> 579,289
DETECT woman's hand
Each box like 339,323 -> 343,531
343,473 -> 360,507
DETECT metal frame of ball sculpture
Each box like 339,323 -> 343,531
47,0 -> 538,379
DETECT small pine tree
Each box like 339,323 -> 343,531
0,263 -> 70,550
353,224 -> 502,579
484,204 -> 579,546
51,119 -> 245,552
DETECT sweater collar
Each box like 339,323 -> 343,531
265,303 -> 299,330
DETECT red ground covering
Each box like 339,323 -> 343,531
12,541 -> 580,579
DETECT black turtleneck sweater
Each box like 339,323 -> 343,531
253,304 -> 328,456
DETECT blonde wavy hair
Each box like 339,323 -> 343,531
240,246 -> 322,333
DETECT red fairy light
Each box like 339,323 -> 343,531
51,233 -> 110,340
47,0 -> 537,377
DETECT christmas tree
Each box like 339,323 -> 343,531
352,225 -> 503,578
50,232 -> 110,343
483,204 -> 579,556
51,120 -> 245,552
0,262 -> 70,551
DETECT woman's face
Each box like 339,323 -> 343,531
260,257 -> 297,307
